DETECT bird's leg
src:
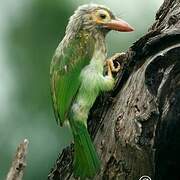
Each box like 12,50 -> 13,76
106,52 -> 126,75
107,59 -> 113,78
99,52 -> 127,92
106,52 -> 126,73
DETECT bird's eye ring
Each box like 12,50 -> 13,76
99,14 -> 106,19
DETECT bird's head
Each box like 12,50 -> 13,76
66,4 -> 134,37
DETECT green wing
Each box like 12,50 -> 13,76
50,35 -> 94,126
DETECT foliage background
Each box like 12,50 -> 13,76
0,0 -> 163,179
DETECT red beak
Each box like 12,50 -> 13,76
104,18 -> 134,32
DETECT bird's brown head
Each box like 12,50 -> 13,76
66,4 -> 134,37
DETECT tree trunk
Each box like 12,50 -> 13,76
48,0 -> 180,179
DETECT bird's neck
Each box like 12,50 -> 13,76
73,29 -> 107,73
90,32 -> 107,73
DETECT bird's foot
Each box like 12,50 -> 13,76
107,53 -> 124,73
107,60 -> 113,78
106,52 -> 127,77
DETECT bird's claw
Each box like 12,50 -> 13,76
106,52 -> 127,77
107,59 -> 121,72
107,53 -> 124,73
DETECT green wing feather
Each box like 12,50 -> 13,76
50,33 -> 100,178
50,34 -> 94,126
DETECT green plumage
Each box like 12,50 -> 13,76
50,31 -> 101,178
51,32 -> 94,125
71,120 -> 100,178
50,4 -> 121,179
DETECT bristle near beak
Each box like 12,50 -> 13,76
104,18 -> 134,32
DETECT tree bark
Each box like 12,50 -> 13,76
48,0 -> 180,179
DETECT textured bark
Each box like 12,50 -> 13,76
48,0 -> 180,179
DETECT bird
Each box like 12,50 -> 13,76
50,4 -> 134,179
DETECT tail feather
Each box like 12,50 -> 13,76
72,121 -> 100,179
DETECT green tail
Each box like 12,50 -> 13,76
71,121 -> 100,179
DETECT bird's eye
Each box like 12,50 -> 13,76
99,13 -> 106,19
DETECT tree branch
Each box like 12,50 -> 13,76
6,139 -> 29,180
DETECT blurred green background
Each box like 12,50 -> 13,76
0,0 -> 163,179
